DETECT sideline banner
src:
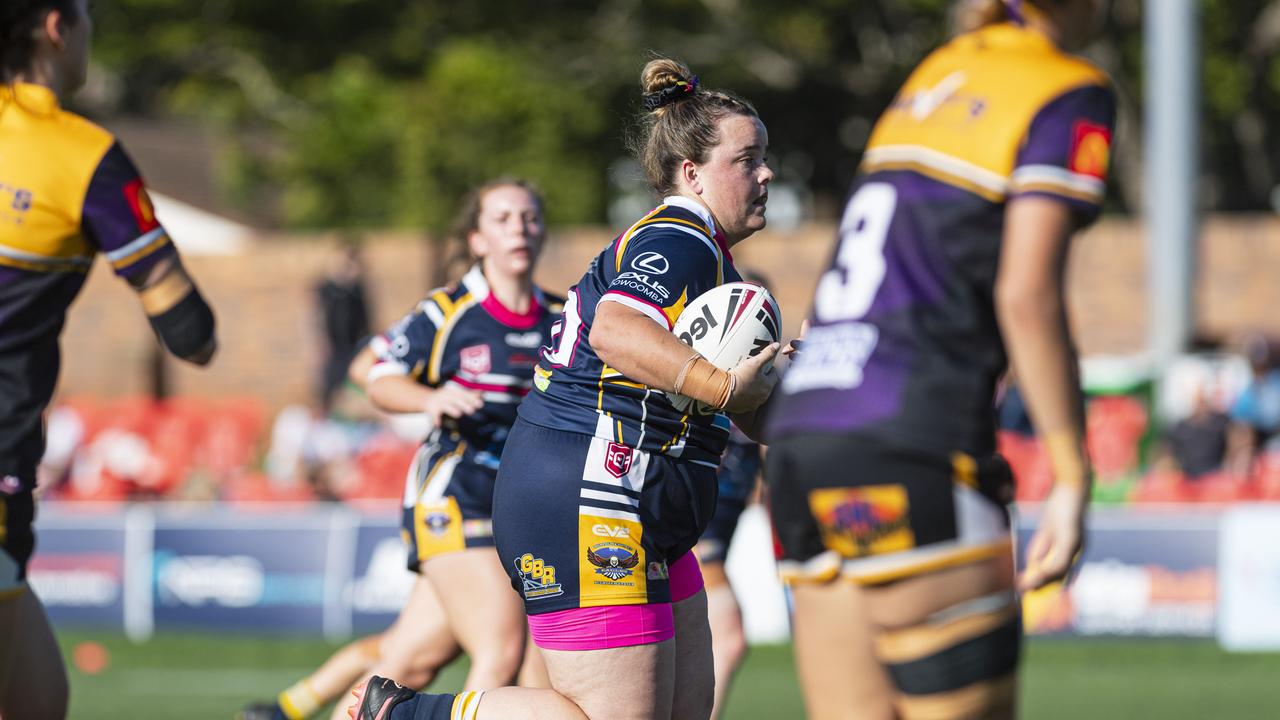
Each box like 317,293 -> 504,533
1218,505 -> 1280,650
1018,507 -> 1218,637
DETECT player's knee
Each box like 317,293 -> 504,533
874,594 -> 1019,720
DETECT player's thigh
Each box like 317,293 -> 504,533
540,640 -> 676,720
864,554 -> 1019,720
790,581 -> 895,720
671,586 -> 715,719
0,589 -> 68,720
422,548 -> 525,644
379,575 -> 458,663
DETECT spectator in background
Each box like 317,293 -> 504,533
1158,385 -> 1230,479
316,241 -> 372,413
1227,333 -> 1280,475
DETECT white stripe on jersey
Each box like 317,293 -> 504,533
580,488 -> 640,508
1009,164 -> 1105,200
578,505 -> 641,522
420,299 -> 446,328
598,291 -> 670,329
367,360 -> 410,383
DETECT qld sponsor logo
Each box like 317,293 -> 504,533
505,331 -> 543,348
605,442 -> 633,478
460,344 -> 492,375
28,554 -> 122,608
631,251 -> 670,275
592,524 -> 630,538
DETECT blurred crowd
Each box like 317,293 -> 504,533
37,288 -> 1280,508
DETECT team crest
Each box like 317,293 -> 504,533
1068,120 -> 1112,179
460,344 -> 492,375
515,553 -> 563,600
605,442 -> 633,479
809,485 -> 915,557
588,542 -> 640,581
423,511 -> 452,537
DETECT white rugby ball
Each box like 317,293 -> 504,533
668,281 -> 781,415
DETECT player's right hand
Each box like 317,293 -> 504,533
725,343 -> 780,414
422,385 -> 485,425
1017,480 -> 1089,592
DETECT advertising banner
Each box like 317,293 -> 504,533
28,513 -> 127,628
1218,505 -> 1280,650
1020,507 -> 1218,637
151,510 -> 332,634
348,520 -> 414,634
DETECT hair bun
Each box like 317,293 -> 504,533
640,57 -> 699,112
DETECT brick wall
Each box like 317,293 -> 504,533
56,216 -> 1278,411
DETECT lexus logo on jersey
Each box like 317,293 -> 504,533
630,251 -> 670,275
460,344 -> 492,375
605,442 -> 634,478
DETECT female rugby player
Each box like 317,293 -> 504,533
346,57 -> 780,720
765,0 -> 1114,718
0,1 -> 217,717
243,184 -> 558,719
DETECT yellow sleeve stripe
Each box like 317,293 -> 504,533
427,293 -> 475,385
614,205 -> 668,272
108,230 -> 172,270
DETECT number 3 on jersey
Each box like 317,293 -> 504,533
814,183 -> 897,322
545,289 -> 584,367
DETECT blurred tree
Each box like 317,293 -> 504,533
77,0 -> 1280,231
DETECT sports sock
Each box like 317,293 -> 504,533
277,679 -> 322,720
388,690 -> 485,720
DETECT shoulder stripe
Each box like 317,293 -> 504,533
419,299 -> 446,328
614,206 -> 667,272
107,228 -> 171,270
1009,164 -> 1105,203
863,145 -> 1007,201
427,293 -> 476,384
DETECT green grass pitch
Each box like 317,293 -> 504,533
53,630 -> 1280,719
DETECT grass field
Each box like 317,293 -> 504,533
54,630 -> 1280,719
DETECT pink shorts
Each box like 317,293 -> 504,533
528,553 -> 704,651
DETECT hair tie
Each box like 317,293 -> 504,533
643,75 -> 700,111
1003,0 -> 1025,25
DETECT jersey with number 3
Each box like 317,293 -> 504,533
767,22 -> 1116,457
519,196 -> 741,467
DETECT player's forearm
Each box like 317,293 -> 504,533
590,302 -> 698,392
131,255 -> 217,366
996,289 -> 1089,485
368,375 -> 434,415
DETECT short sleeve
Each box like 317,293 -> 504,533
81,143 -> 176,278
1008,84 -> 1117,223
367,302 -> 442,385
599,228 -> 724,329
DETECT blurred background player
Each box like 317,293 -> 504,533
764,0 -> 1114,718
346,56 -> 781,720
314,241 -> 372,415
0,1 -> 217,717
694,268 -> 770,720
242,179 -> 559,719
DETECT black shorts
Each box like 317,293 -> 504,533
401,431 -> 498,572
492,418 -> 717,615
765,432 -> 1013,585
696,441 -> 760,565
1,486 -> 34,597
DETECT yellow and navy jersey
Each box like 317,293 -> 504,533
768,22 -> 1116,457
519,196 -> 741,468
369,265 -> 563,466
0,83 -> 177,480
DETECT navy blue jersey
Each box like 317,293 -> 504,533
518,196 -> 741,468
370,265 -> 562,464
767,22 -> 1115,457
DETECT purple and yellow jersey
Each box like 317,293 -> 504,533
767,22 -> 1116,457
0,83 -> 177,479
518,196 -> 742,468
368,265 -> 562,464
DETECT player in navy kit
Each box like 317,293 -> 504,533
348,57 -> 780,720
765,1 -> 1114,718
0,2 -> 217,717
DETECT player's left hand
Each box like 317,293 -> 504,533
782,319 -> 809,358
1017,480 -> 1088,592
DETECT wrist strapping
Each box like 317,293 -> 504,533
673,355 -> 734,409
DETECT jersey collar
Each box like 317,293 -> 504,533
662,195 -> 717,237
3,82 -> 60,113
461,263 -> 546,330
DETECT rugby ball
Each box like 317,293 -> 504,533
668,281 -> 781,415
